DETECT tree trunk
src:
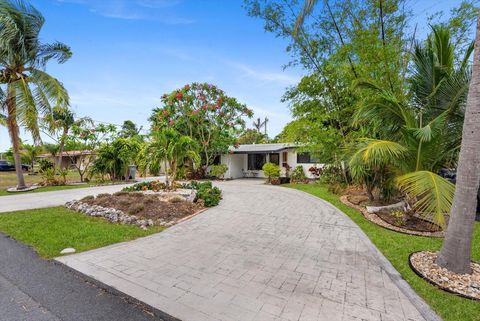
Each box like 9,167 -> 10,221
164,160 -> 169,188
6,84 -> 27,190
436,14 -> 480,274
57,127 -> 68,170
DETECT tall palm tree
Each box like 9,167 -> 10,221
0,0 -> 71,189
437,14 -> 480,275
350,26 -> 471,226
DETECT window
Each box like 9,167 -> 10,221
212,155 -> 221,165
248,153 -> 266,170
297,152 -> 319,164
269,153 -> 279,165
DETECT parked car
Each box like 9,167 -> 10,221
439,168 -> 480,221
0,160 -> 29,172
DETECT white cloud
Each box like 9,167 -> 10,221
55,0 -> 195,23
228,61 -> 299,86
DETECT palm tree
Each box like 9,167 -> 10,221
436,14 -> 480,275
350,26 -> 471,226
22,143 -> 40,174
0,1 -> 71,189
147,129 -> 200,189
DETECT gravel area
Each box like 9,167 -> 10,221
410,251 -> 480,300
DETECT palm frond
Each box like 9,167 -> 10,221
396,170 -> 455,227
294,0 -> 317,35
36,41 -> 72,66
350,139 -> 408,168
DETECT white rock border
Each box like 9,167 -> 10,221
410,251 -> 480,301
65,200 -> 175,230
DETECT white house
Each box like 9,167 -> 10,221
218,143 -> 322,179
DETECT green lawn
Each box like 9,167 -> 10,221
285,183 -> 480,321
0,183 -> 94,196
0,207 -> 163,259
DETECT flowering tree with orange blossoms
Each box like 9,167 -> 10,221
150,83 -> 253,170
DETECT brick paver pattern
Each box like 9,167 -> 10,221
57,181 -> 426,321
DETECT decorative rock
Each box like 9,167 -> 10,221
60,248 -> 76,254
366,200 -> 407,214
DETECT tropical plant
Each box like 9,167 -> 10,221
237,128 -> 268,144
66,123 -> 116,182
21,144 -> 41,173
91,137 -> 140,180
262,162 -> 280,183
291,165 -> 307,182
183,181 -> 222,207
210,164 -> 228,179
37,158 -> 53,172
350,26 -> 472,226
147,128 -> 200,189
0,0 -> 71,189
437,13 -> 480,275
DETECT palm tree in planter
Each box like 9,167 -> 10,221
0,0 -> 71,189
437,14 -> 480,274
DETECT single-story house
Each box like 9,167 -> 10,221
37,150 -> 95,170
218,143 -> 322,179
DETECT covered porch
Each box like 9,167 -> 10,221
220,143 -> 296,179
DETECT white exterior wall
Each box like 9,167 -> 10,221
221,149 -> 323,179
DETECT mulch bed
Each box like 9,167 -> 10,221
376,210 -> 442,233
340,194 -> 444,237
410,251 -> 480,301
82,192 -> 203,222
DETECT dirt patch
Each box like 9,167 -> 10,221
376,210 -> 442,233
82,192 -> 203,222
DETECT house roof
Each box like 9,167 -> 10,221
37,150 -> 95,158
229,143 -> 297,154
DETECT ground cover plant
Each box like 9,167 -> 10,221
286,183 -> 480,321
0,207 -> 162,259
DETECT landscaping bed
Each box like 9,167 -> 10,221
410,251 -> 480,301
341,194 -> 444,237
69,191 -> 204,229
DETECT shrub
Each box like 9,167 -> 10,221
183,181 -> 222,207
40,167 -> 61,186
81,195 -> 94,202
96,193 -> 111,198
308,166 -> 322,178
38,158 -> 54,172
122,180 -> 166,192
210,164 -> 228,179
127,203 -> 144,215
168,196 -> 185,203
291,166 -> 306,182
262,162 -> 281,184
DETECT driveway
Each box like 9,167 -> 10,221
0,177 -> 163,213
57,180 -> 437,321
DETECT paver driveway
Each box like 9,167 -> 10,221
57,180 -> 435,321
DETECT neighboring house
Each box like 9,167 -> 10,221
37,150 -> 95,170
219,143 -> 322,179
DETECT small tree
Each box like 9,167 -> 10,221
262,162 -> 280,184
66,123 -> 116,182
22,144 -> 41,174
147,128 -> 200,189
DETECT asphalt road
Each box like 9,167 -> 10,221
0,233 -> 171,321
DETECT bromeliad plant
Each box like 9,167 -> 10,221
350,26 -> 471,227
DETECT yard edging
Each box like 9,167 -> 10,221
284,186 -> 443,321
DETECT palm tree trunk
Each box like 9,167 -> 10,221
6,84 -> 27,190
436,14 -> 480,274
57,127 -> 68,169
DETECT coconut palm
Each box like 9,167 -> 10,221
350,26 -> 471,226
436,14 -> 480,275
147,129 -> 200,189
0,0 -> 71,189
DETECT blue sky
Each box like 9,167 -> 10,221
0,0 -> 464,151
